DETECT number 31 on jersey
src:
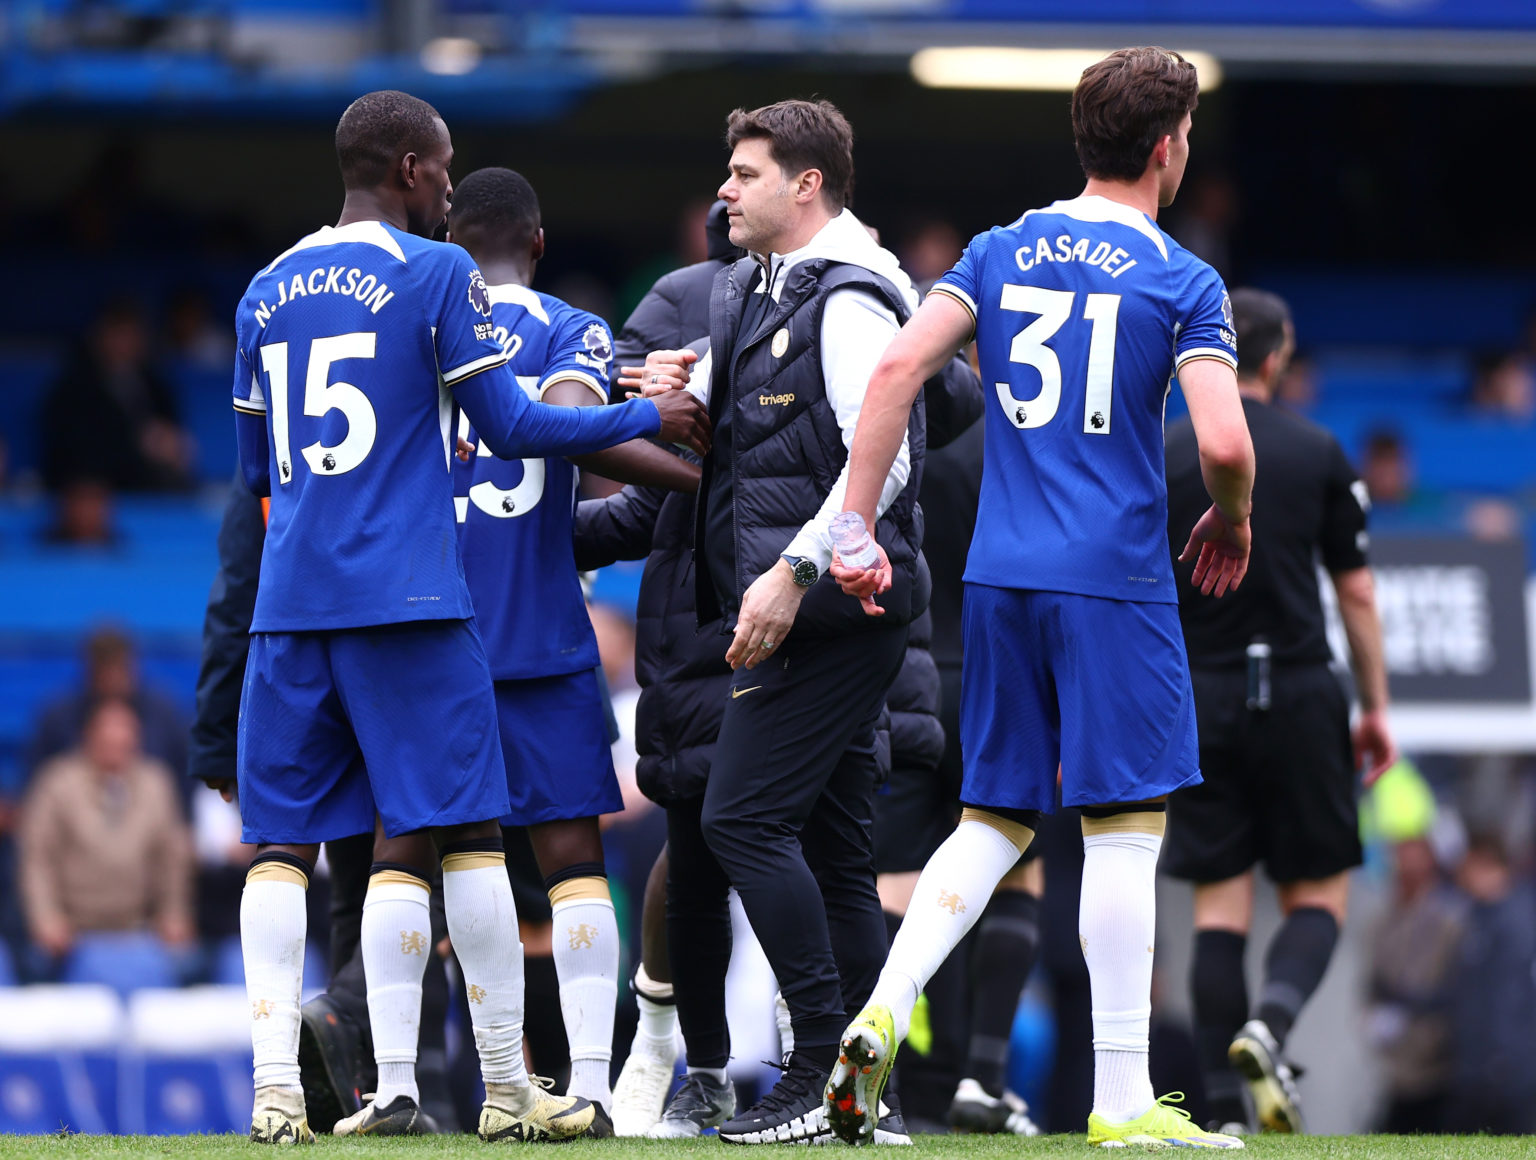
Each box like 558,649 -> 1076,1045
997,286 -> 1121,435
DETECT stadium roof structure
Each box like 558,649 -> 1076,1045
6,0 -> 1536,120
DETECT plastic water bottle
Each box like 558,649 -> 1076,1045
830,511 -> 880,570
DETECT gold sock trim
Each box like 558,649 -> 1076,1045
442,850 -> 505,873
960,807 -> 1035,855
369,869 -> 430,893
246,861 -> 309,889
549,875 -> 611,907
1081,811 -> 1168,837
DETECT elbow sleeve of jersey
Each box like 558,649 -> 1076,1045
234,409 -> 271,497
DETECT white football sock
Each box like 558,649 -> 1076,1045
774,991 -> 794,1057
634,993 -> 677,1049
361,873 -> 432,1107
1081,827 -> 1162,1123
442,853 -> 529,1089
241,865 -> 309,1092
550,887 -> 620,1107
687,1066 -> 729,1084
633,963 -> 676,1049
869,818 -> 1027,1042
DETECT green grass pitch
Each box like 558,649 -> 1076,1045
0,1137 -> 1530,1159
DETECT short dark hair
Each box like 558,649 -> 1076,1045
85,624 -> 135,674
1071,48 -> 1200,183
1231,288 -> 1292,377
1364,429 -> 1403,460
335,90 -> 443,190
725,99 -> 854,212
449,167 -> 541,246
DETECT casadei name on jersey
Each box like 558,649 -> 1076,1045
253,265 -> 396,328
1016,234 -> 1139,278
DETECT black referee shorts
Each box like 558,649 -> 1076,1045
1163,663 -> 1362,885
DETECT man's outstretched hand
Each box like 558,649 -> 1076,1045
649,390 -> 712,456
1179,505 -> 1251,597
618,349 -> 698,397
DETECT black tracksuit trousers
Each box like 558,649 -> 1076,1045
691,624 -> 908,1056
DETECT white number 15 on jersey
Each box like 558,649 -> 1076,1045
260,333 -> 378,482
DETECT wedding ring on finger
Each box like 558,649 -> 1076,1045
762,640 -> 777,650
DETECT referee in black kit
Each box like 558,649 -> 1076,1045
1162,288 -> 1397,1137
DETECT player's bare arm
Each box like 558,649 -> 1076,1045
833,292 -> 973,610
544,377 -> 704,491
1332,565 -> 1398,784
1178,356 -> 1255,597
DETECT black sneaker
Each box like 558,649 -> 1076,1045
947,1078 -> 1041,1136
719,1053 -> 832,1145
331,1093 -> 440,1136
647,1071 -> 736,1138
297,995 -> 364,1134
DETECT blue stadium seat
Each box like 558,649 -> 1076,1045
1408,420 -> 1536,493
1254,271 -> 1536,349
62,933 -> 181,997
1312,349 -> 1471,402
118,985 -> 254,1134
170,364 -> 241,482
0,349 -> 58,479
0,985 -> 122,1134
0,548 -> 218,636
117,1053 -> 251,1135
0,1050 -> 110,1134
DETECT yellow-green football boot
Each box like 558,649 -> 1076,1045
1087,1093 -> 1245,1149
824,1004 -> 899,1145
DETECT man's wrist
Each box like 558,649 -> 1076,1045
779,555 -> 818,589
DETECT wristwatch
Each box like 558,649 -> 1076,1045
781,554 -> 819,587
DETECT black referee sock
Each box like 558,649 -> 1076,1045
1257,907 -> 1338,1052
1191,929 -> 1249,1127
965,889 -> 1041,1098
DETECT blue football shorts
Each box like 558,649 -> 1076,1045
495,668 -> 623,827
238,619 -> 510,844
959,583 -> 1201,813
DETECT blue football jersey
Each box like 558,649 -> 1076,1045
454,284 -> 614,680
932,195 -> 1236,604
233,221 -> 510,631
